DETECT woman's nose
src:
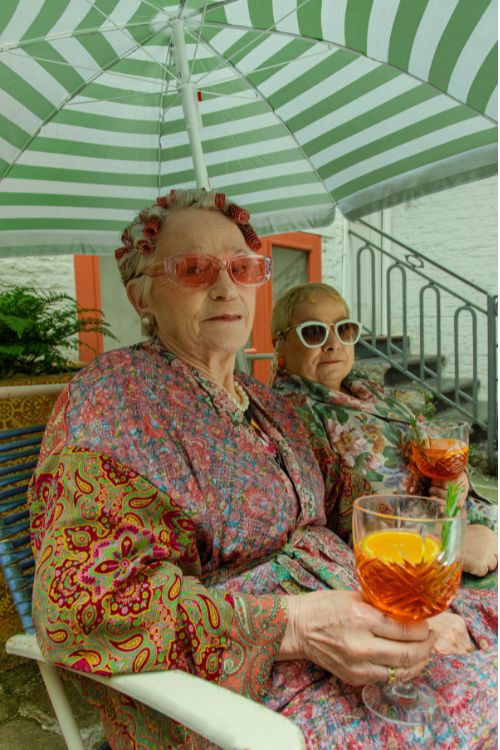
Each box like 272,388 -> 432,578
208,268 -> 238,298
324,326 -> 342,350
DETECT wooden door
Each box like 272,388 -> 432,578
249,232 -> 322,383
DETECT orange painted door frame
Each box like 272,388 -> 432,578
73,255 -> 104,363
250,232 -> 322,383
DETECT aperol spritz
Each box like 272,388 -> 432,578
410,420 -> 469,481
355,528 -> 462,621
353,494 -> 465,725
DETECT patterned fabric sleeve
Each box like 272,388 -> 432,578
464,491 -> 498,531
28,447 -> 286,699
293,399 -> 372,543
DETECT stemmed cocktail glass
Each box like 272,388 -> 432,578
353,494 -> 466,725
409,420 -> 469,481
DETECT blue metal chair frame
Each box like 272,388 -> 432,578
0,424 -> 43,633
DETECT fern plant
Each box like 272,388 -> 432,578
0,285 -> 115,378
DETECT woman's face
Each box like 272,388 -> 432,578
279,295 -> 355,391
131,207 -> 256,365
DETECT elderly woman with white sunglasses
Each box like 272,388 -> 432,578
271,282 -> 497,579
28,195 -> 496,750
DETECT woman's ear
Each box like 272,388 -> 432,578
126,279 -> 148,316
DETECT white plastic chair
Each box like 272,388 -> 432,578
1,424 -> 305,750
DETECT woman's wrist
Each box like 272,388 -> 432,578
276,595 -> 304,661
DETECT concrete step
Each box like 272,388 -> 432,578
356,335 -> 408,359
382,354 -> 445,385
357,359 -> 483,424
419,376 -> 475,405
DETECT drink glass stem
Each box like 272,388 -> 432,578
392,682 -> 418,701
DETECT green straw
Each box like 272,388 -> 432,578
441,482 -> 461,558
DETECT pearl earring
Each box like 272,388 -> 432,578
141,312 -> 155,334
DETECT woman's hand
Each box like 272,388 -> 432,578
428,471 -> 469,506
277,590 -> 436,686
427,611 -> 473,654
463,524 -> 498,576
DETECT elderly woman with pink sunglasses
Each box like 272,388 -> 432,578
29,192 -> 496,750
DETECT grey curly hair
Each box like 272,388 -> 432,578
115,189 -> 261,303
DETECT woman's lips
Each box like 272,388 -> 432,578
206,314 -> 242,321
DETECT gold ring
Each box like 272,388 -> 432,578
466,645 -> 476,653
387,666 -> 397,685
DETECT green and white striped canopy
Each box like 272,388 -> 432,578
0,0 -> 497,256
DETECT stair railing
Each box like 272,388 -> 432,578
350,220 -> 497,472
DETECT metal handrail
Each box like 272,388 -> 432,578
357,219 -> 490,296
350,222 -> 497,472
350,231 -> 489,314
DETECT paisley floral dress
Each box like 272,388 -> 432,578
29,343 -> 497,749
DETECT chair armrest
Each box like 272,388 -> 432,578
7,633 -> 305,750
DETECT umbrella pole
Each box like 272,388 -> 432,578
172,19 -> 210,190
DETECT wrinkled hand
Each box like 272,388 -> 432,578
428,472 -> 469,506
405,461 -> 427,496
277,590 -> 436,686
427,611 -> 472,654
463,524 -> 498,576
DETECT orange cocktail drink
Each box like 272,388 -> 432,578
409,420 -> 469,481
353,494 -> 465,725
411,438 -> 469,481
354,529 -> 462,621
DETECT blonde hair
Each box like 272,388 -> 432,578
115,188 -> 261,305
271,282 -> 350,343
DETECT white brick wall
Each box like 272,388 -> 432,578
390,177 -> 497,295
0,255 -> 80,359
0,255 -> 76,297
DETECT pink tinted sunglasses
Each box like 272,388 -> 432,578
144,253 -> 272,288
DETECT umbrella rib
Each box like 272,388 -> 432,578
195,36 -> 332,203
0,26 -> 173,182
0,21 -> 171,53
202,20 -> 497,124
193,46 -> 333,88
61,89 -> 179,108
78,0 -> 176,76
4,48 -> 176,88
197,0 -> 320,74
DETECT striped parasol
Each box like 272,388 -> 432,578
0,0 -> 496,256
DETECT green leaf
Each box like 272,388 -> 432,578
382,446 -> 400,459
335,407 -> 350,424
0,311 -> 32,337
364,470 -> 384,482
0,283 -> 117,378
382,423 -> 408,446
